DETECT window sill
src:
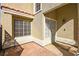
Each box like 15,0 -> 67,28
15,35 -> 31,39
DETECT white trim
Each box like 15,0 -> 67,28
33,3 -> 35,14
55,36 -> 76,45
44,17 -> 57,43
15,35 -> 51,46
15,35 -> 31,39
43,14 -> 45,40
45,17 -> 57,21
43,4 -> 68,14
2,7 -> 34,19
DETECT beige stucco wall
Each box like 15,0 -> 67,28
45,10 -> 56,20
31,12 -> 44,40
1,3 -> 33,14
1,12 -> 12,45
42,3 -> 66,13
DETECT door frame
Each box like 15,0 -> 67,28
44,17 -> 57,43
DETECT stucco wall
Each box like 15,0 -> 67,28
45,10 -> 56,20
1,3 -> 33,14
1,12 -> 12,45
42,3 -> 66,13
31,12 -> 44,40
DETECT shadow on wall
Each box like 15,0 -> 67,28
44,4 -> 78,46
45,17 -> 77,45
2,30 -> 24,56
55,4 -> 78,46
45,17 -> 56,43
56,18 -> 74,38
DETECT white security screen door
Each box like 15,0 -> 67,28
45,17 -> 57,43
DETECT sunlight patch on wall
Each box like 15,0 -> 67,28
55,19 -> 75,45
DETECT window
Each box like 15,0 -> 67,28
14,20 -> 31,37
35,3 -> 41,12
